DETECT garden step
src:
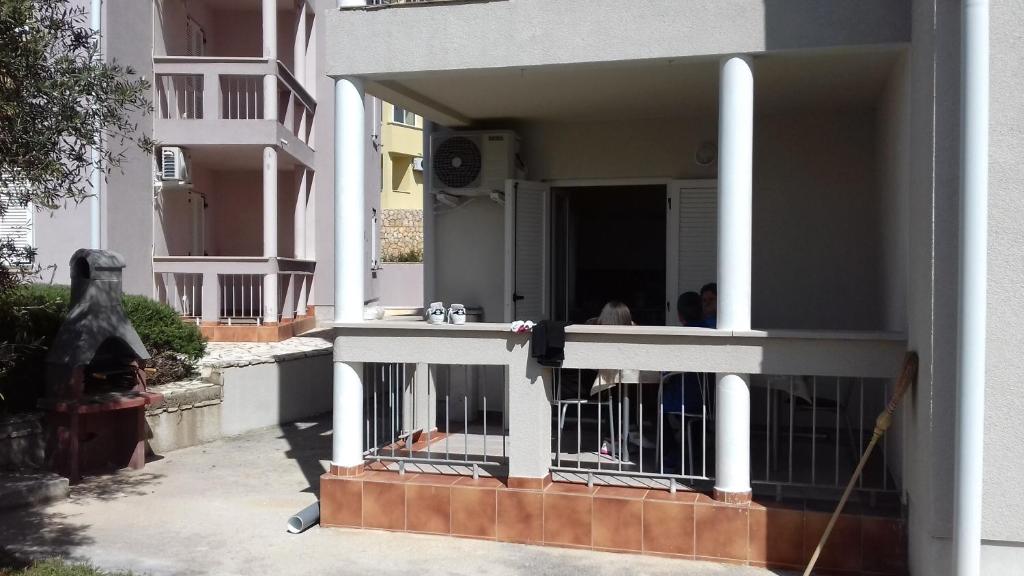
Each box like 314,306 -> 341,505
0,472 -> 69,510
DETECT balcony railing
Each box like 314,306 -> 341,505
154,57 -> 315,148
333,322 -> 907,499
153,256 -> 314,325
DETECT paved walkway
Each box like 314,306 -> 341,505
0,420 -> 789,576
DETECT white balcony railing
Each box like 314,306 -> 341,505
333,322 -> 908,498
153,256 -> 315,325
153,57 -> 315,147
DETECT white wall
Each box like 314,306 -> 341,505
434,109 -> 888,329
982,0 -> 1024,563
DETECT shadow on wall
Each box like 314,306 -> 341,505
762,0 -> 911,50
276,331 -> 334,496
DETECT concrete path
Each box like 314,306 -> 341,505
0,419 -> 790,576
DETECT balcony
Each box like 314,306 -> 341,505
154,57 -> 315,166
321,322 -> 909,569
153,256 -> 315,340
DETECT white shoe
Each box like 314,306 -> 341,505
448,304 -> 466,325
427,302 -> 446,324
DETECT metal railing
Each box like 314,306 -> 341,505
153,57 -> 316,146
154,272 -> 203,321
551,368 -> 712,491
221,76 -> 264,120
156,75 -> 204,120
750,374 -> 899,500
550,366 -> 902,498
152,257 -> 315,325
363,362 -> 508,477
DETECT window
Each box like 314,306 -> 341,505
392,105 -> 417,127
0,189 -> 34,265
185,16 -> 206,57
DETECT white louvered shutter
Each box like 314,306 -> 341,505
504,180 -> 549,322
666,183 -> 717,325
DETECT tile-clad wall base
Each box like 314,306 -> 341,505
320,471 -> 907,575
199,315 -> 317,342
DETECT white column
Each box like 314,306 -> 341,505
293,5 -> 307,87
954,1 -> 989,574
332,76 -> 366,467
262,0 -> 276,61
262,146 -> 279,323
714,55 -> 754,503
262,0 -> 277,123
89,0 -> 102,248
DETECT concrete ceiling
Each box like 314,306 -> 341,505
187,145 -> 302,171
201,0 -> 299,11
369,47 -> 903,126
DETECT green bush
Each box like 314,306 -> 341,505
383,248 -> 423,263
0,284 -> 206,413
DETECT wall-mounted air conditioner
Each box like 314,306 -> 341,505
430,130 -> 519,197
160,147 -> 190,183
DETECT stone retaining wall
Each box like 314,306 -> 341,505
381,208 -> 423,261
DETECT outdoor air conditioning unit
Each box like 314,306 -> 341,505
160,147 -> 190,183
430,130 -> 519,197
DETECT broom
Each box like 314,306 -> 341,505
803,351 -> 918,576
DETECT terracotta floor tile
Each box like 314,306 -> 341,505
749,506 -> 804,568
362,481 -> 406,531
543,493 -> 592,547
861,516 -> 906,574
694,503 -> 749,561
451,485 -> 496,538
319,475 -> 362,528
496,490 -> 543,544
454,476 -> 506,489
407,473 -> 462,486
803,511 -> 862,572
645,489 -> 701,503
642,499 -> 694,556
595,486 -> 648,500
546,482 -> 598,495
362,470 -> 414,483
593,496 -> 642,551
406,484 -> 450,534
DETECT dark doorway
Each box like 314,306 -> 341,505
551,185 -> 666,325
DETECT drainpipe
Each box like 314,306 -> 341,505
954,1 -> 989,575
89,0 -> 102,249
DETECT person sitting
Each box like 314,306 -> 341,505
700,282 -> 717,328
662,291 -> 710,473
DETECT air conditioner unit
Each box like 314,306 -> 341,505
160,147 -> 189,183
430,130 -> 519,196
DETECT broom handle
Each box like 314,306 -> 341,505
803,352 -> 918,576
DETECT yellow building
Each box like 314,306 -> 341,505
379,102 -> 424,261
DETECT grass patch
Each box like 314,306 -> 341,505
0,557 -> 136,576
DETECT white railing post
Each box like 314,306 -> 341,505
714,55 -> 754,504
332,72 -> 367,469
507,348 -> 552,482
294,168 -> 308,259
202,71 -> 218,120
263,146 -> 280,323
201,271 -> 219,325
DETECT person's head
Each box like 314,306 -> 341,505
597,301 -> 632,326
700,282 -> 718,320
677,291 -> 703,326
